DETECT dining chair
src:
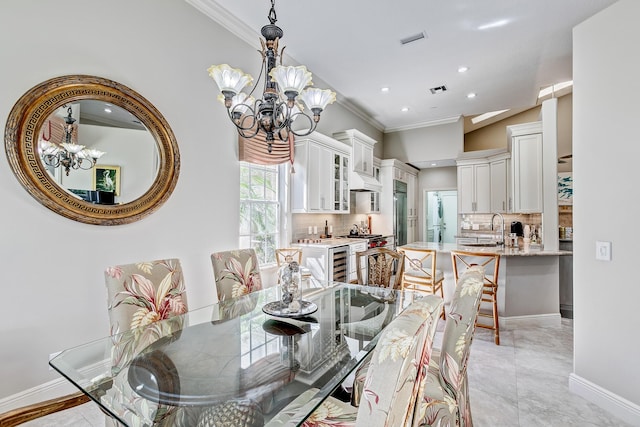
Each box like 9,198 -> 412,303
275,247 -> 303,266
451,250 -> 501,345
268,295 -> 444,427
398,247 -> 445,300
102,258 -> 191,426
211,248 -> 263,302
413,265 -> 485,427
356,247 -> 405,289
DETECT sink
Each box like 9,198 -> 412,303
462,242 -> 498,247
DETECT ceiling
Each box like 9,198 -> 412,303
188,0 -> 616,134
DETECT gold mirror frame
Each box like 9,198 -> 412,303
4,75 -> 179,225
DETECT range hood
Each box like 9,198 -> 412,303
350,171 -> 382,192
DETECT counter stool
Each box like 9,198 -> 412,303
451,250 -> 501,345
397,247 -> 444,314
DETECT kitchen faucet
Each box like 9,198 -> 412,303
491,213 -> 505,247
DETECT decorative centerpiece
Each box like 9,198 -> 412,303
279,261 -> 302,313
262,261 -> 318,318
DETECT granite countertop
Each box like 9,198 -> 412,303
400,242 -> 572,256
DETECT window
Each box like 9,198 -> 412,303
239,162 -> 280,265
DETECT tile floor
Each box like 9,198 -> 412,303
22,319 -> 632,426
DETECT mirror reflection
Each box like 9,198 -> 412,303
39,100 -> 159,205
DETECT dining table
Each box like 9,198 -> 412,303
49,282 -> 424,426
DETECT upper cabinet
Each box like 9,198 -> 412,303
291,132 -> 350,213
457,159 -> 491,214
489,152 -> 511,213
508,122 -> 543,213
333,129 -> 381,192
334,129 -> 375,176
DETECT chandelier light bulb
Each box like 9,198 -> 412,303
300,88 -> 337,113
207,64 -> 254,98
270,65 -> 313,98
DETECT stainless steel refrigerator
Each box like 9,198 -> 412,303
393,180 -> 407,247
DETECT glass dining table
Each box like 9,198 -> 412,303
49,283 -> 422,426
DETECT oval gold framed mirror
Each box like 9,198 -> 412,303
5,75 -> 179,225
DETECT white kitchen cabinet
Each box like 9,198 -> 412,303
333,129 -> 376,176
489,153 -> 511,213
291,132 -> 350,213
508,122 -> 543,213
457,160 -> 491,213
368,159 -> 381,213
348,241 -> 368,283
333,151 -> 350,212
406,171 -> 418,243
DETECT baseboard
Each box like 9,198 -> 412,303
0,377 -> 78,414
0,359 -> 106,414
569,373 -> 640,426
499,313 -> 561,330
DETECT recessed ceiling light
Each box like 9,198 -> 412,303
381,87 -> 390,93
458,66 -> 469,73
467,93 -> 476,99
401,107 -> 410,112
477,19 -> 509,30
431,163 -> 437,167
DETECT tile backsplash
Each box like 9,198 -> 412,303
459,213 -> 542,238
291,213 -> 371,242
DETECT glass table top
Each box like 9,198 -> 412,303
50,283 -> 421,426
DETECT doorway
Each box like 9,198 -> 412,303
424,190 -> 457,244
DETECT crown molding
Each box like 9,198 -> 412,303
384,115 -> 461,133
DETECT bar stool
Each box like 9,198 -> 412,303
398,247 -> 444,298
450,250 -> 501,345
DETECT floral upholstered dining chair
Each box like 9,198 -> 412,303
211,249 -> 263,301
268,295 -> 444,427
103,258 -> 191,426
412,265 -> 485,427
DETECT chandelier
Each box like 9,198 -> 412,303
208,0 -> 336,153
39,105 -> 105,176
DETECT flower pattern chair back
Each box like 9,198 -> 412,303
211,249 -> 263,302
413,265 -> 485,427
105,258 -> 188,337
103,258 -> 190,426
356,247 -> 405,289
355,295 -> 443,427
267,296 -> 443,427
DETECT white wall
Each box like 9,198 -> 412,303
0,0 -> 369,407
382,118 -> 464,163
572,0 -> 640,422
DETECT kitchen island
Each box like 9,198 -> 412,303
399,242 -> 572,328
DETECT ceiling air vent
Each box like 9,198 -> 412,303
400,31 -> 426,45
429,85 -> 448,94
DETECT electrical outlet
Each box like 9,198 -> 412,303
595,241 -> 612,261
49,351 -> 61,370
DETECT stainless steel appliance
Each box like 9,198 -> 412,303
337,234 -> 384,248
393,180 -> 408,247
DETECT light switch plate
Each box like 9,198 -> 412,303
595,241 -> 612,261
